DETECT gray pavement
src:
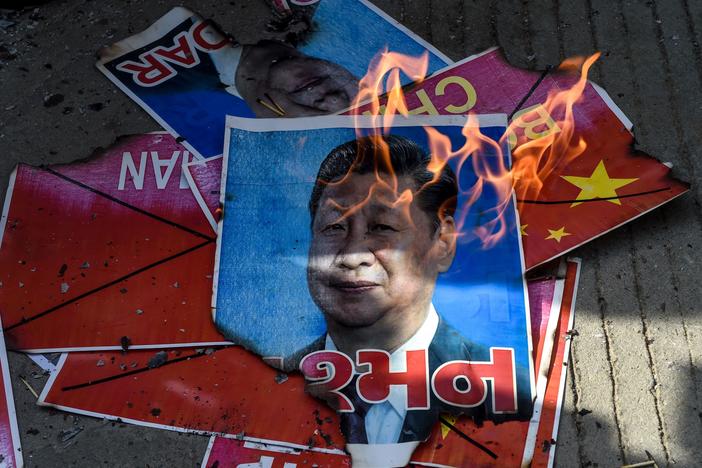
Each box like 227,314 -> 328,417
1,0 -> 701,466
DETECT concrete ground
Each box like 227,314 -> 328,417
1,0 -> 701,466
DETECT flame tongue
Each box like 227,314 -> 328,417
509,53 -> 600,204
352,48 -> 429,132
345,48 -> 600,248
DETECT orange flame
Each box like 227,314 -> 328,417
509,53 -> 600,203
340,48 -> 599,248
353,48 -> 429,133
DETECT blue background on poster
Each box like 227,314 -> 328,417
102,1 -> 449,158
215,121 -> 531,406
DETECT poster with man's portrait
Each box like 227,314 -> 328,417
96,2 -> 450,159
212,114 -> 535,466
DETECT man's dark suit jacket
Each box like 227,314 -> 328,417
288,317 -> 533,444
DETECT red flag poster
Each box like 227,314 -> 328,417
38,261 -> 579,466
0,133 -> 227,352
347,48 -> 688,269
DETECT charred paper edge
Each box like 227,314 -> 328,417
340,45 -> 633,134
337,46 -> 498,116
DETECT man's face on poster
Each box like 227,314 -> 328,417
236,41 -> 359,117
307,172 -> 454,329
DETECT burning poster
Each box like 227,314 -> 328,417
37,260 -> 573,467
348,48 -> 688,269
0,133 -> 228,352
213,114 -> 533,465
96,3 -> 450,159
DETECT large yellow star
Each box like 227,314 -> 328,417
546,226 -> 571,242
561,160 -> 638,207
440,414 -> 458,439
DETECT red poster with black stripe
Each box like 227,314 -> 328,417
0,133 -> 227,352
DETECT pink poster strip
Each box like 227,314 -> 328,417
0,318 -> 23,467
200,437 -> 350,467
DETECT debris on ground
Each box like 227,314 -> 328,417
147,351 -> 168,369
58,426 -> 83,447
18,376 -> 38,398
120,336 -> 131,352
42,93 -> 63,107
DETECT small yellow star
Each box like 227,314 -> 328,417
545,226 -> 571,243
520,224 -> 528,236
440,414 -> 458,439
561,160 -> 638,207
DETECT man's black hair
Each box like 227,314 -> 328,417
309,134 -> 458,232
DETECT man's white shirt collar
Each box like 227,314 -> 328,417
324,303 -> 439,355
